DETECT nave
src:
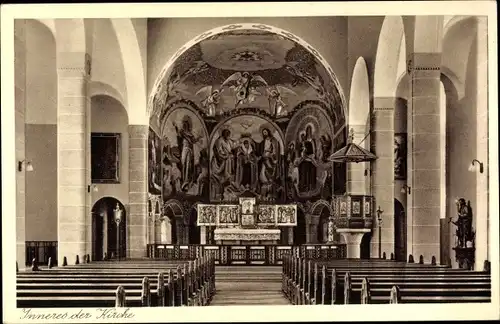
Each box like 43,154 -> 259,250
17,252 -> 491,308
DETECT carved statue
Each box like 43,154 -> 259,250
449,198 -> 474,248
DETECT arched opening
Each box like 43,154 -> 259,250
394,198 -> 406,261
293,209 -> 306,245
188,208 -> 201,244
360,232 -> 371,259
91,197 -> 127,261
317,207 -> 330,243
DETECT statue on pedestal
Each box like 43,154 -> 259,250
449,198 -> 474,248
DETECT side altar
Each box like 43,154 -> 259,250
197,197 -> 297,245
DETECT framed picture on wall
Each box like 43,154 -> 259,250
217,205 -> 240,226
276,204 -> 297,226
91,133 -> 120,183
257,205 -> 277,226
197,204 -> 217,226
394,133 -> 407,180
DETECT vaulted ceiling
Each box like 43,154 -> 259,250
151,29 -> 345,127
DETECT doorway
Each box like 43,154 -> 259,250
293,209 -> 306,245
394,199 -> 407,261
360,232 -> 372,259
91,197 -> 127,261
188,208 -> 201,244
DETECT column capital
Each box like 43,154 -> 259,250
57,52 -> 91,78
373,97 -> 395,111
408,52 -> 441,78
129,124 -> 149,138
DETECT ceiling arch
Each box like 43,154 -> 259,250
148,23 -> 347,125
374,16 -> 406,98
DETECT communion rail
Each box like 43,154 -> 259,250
147,244 -> 347,266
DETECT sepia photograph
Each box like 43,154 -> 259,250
1,1 -> 499,323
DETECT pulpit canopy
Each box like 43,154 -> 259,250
328,129 -> 377,163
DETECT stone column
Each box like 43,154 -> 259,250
102,211 -> 108,258
175,216 -> 184,244
347,125 -> 370,195
57,52 -> 91,265
15,20 -> 26,268
200,226 -> 207,245
410,53 -> 442,262
128,125 -> 148,258
475,18 -> 488,270
337,229 -> 370,258
288,228 -> 294,245
309,215 -> 320,244
371,98 -> 395,258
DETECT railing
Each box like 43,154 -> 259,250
25,241 -> 58,266
147,244 -> 347,266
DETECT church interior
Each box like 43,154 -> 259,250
12,15 -> 494,308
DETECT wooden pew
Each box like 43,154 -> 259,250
17,256 -> 216,308
283,255 -> 491,305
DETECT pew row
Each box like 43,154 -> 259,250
17,255 -> 216,308
282,255 -> 491,305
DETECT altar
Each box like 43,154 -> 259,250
197,196 -> 297,245
214,228 -> 281,245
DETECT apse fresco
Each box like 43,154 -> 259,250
149,28 -> 347,204
209,115 -> 285,202
285,103 -> 335,199
161,105 -> 209,200
148,127 -> 162,195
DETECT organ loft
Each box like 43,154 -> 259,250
9,12 -> 495,311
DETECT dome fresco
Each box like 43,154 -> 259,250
148,25 -> 347,205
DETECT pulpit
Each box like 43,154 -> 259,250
197,196 -> 297,245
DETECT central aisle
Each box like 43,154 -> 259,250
209,266 -> 291,306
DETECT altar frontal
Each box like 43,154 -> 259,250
197,197 -> 297,244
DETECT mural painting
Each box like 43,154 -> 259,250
209,115 -> 285,202
161,106 -> 210,201
285,103 -> 336,200
148,128 -> 162,195
394,133 -> 407,180
149,28 -> 348,212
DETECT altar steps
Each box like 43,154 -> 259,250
210,266 -> 291,305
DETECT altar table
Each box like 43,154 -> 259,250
214,228 -> 281,245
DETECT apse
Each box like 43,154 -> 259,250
148,27 -> 347,205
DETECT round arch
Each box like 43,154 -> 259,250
110,18 -> 147,125
163,199 -> 184,217
91,196 -> 127,261
348,57 -> 370,127
374,16 -> 406,98
148,23 -> 347,121
310,199 -> 333,216
89,81 -> 126,108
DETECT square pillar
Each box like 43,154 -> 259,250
15,20 -> 26,268
347,124 -> 370,195
410,53 -> 442,262
57,52 -> 91,265
128,125 -> 148,258
371,97 -> 395,258
474,18 -> 489,270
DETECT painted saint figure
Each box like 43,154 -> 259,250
258,128 -> 279,198
235,137 -> 258,190
173,115 -> 202,192
211,128 -> 236,186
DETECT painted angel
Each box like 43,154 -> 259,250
266,85 -> 298,116
166,71 -> 191,99
221,72 -> 268,108
196,86 -> 224,116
